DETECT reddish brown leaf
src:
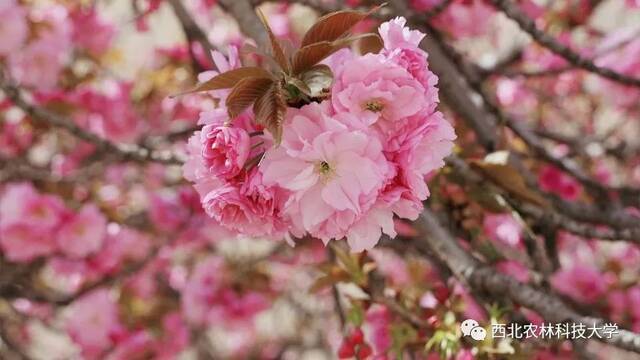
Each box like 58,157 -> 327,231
253,82 -> 286,144
225,77 -> 273,120
257,9 -> 291,73
356,33 -> 384,55
300,6 -> 382,47
292,41 -> 336,74
292,33 -> 381,74
171,67 -> 272,97
470,159 -> 549,208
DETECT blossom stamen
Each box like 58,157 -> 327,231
363,99 -> 385,112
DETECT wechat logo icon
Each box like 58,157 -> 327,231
460,319 -> 487,341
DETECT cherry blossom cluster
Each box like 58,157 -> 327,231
184,18 -> 456,251
0,183 -> 107,262
0,0 -> 114,90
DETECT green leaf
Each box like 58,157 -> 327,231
346,302 -> 365,327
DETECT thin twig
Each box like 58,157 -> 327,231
491,0 -> 640,88
0,73 -> 184,165
166,0 -> 216,72
413,207 -> 640,354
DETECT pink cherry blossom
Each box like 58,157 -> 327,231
72,81 -> 143,143
395,112 -> 456,200
0,119 -> 34,157
0,224 -> 57,262
8,37 -> 67,90
71,7 -> 116,55
496,260 -> 530,282
538,165 -> 582,201
412,0 -> 495,39
366,305 -> 393,354
551,265 -> 609,304
88,227 -> 152,275
0,0 -> 28,55
149,192 -> 190,233
66,289 -> 121,358
0,183 -> 65,232
153,312 -> 191,359
181,256 -> 268,326
368,249 -> 410,285
7,4 -> 71,89
261,102 -> 393,246
332,53 -> 427,127
196,169 -> 290,237
378,17 -> 439,98
483,213 -> 523,248
595,34 -> 640,107
106,330 -> 154,360
56,204 -> 107,258
200,125 -> 251,179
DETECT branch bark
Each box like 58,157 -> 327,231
491,0 -> 640,88
413,207 -> 640,354
218,0 -> 268,47
0,73 -> 183,165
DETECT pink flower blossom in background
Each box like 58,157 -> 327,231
6,3 -> 72,89
72,81 -> 143,143
0,224 -> 57,263
628,287 -> 640,332
366,305 -> 393,354
483,213 -> 523,248
106,330 -> 154,360
421,0 -> 496,39
71,7 -> 116,55
152,312 -> 191,359
8,38 -> 67,90
538,165 -> 582,201
0,183 -> 65,232
0,120 -> 33,157
595,32 -> 640,107
551,265 -> 609,304
496,260 -> 530,282
56,204 -> 107,258
66,289 -> 121,358
149,192 -> 191,233
368,249 -> 411,286
0,0 -> 28,55
181,256 -> 268,326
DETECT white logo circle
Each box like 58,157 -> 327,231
460,319 -> 486,340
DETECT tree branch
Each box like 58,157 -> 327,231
166,0 -> 216,72
0,73 -> 183,165
491,0 -> 640,88
413,207 -> 640,354
218,0 -> 268,47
